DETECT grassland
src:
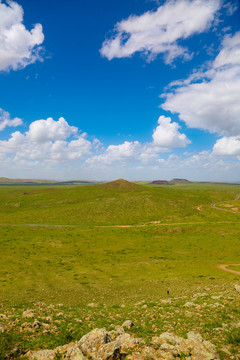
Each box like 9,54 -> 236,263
0,180 -> 239,226
213,193 -> 240,214
0,178 -> 102,187
0,180 -> 240,358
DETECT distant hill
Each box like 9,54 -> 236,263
0,178 -> 102,186
150,180 -> 169,185
169,178 -> 191,185
0,177 -> 53,183
149,179 -> 192,186
102,179 -> 141,190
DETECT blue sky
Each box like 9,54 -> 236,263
0,0 -> 240,181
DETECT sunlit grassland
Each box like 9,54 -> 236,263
1,181 -> 240,359
0,182 -> 239,226
228,265 -> 240,271
0,180 -> 239,306
215,196 -> 240,213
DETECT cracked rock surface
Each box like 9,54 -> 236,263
28,325 -> 219,360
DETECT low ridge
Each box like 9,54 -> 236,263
169,178 -> 191,185
150,178 -> 191,185
103,179 -> 141,190
150,180 -> 169,185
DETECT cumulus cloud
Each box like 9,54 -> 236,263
26,117 -> 78,143
0,108 -> 22,130
86,146 -> 239,182
152,115 -> 190,148
50,137 -> 92,162
1,114 -> 239,182
0,117 -> 92,163
100,0 -> 220,63
87,141 -> 142,166
0,0 -> 44,71
213,136 -> 240,155
87,116 -> 190,166
4,115 -> 189,168
162,31 -> 240,135
214,31 -> 240,68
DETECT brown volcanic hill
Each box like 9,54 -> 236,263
102,179 -> 141,190
169,178 -> 191,185
150,180 -> 169,185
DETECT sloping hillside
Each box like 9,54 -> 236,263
102,179 -> 142,190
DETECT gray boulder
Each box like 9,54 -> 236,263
78,328 -> 110,356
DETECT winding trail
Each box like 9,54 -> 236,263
1,220 -> 240,229
0,193 -> 239,229
211,193 -> 240,213
218,264 -> 240,276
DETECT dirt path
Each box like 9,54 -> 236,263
211,193 -> 240,213
218,264 -> 240,276
1,220 -> 240,229
1,193 -> 240,229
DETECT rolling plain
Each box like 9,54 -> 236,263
0,179 -> 240,359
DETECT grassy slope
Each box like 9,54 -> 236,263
215,196 -> 240,213
0,181 -> 239,226
0,181 -> 240,358
0,180 -> 239,305
0,223 -> 240,306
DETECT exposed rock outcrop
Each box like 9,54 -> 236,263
22,309 -> 35,318
234,284 -> 240,295
150,180 -> 169,185
27,324 -> 220,360
122,320 -> 134,329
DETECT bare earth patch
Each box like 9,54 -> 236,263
218,264 -> 240,276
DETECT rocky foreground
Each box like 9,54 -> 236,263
1,283 -> 240,359
28,321 -> 219,360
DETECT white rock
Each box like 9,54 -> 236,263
22,310 -> 35,318
78,328 -> 110,356
234,284 -> 240,294
122,320 -> 134,329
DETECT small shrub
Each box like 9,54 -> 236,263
54,351 -> 63,360
0,332 -> 21,360
226,328 -> 240,346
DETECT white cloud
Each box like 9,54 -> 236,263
87,141 -> 142,166
213,136 -> 240,155
1,115 -> 239,182
0,108 -> 22,130
100,0 -> 220,63
87,141 -> 164,167
214,31 -> 240,68
86,147 -> 239,182
162,31 -> 240,135
0,117 -> 92,163
1,114 -> 238,182
50,137 -> 92,162
0,0 -> 44,71
27,117 -> 78,143
182,150 -> 223,169
224,1 -> 238,16
87,116 -> 190,166
152,115 -> 190,148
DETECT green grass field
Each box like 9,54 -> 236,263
0,180 -> 239,226
214,195 -> 240,214
0,180 -> 240,359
